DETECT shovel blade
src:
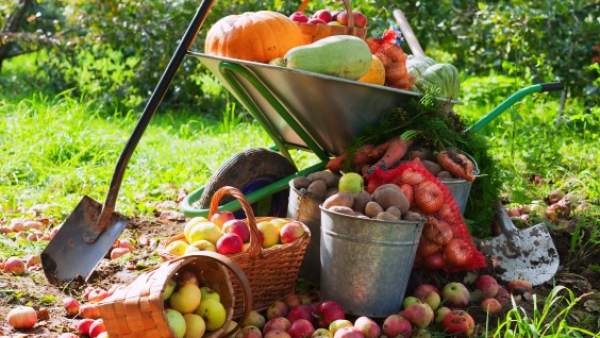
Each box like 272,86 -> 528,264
479,223 -> 559,286
41,196 -> 128,284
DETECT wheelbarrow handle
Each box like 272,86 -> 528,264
464,82 -> 563,134
393,9 -> 425,58
88,0 -> 217,240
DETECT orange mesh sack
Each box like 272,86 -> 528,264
367,159 -> 486,272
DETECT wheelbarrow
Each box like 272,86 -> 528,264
41,0 -> 564,284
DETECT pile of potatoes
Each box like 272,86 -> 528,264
291,170 -> 340,201
323,184 -> 424,222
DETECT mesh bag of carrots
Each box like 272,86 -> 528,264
367,159 -> 487,272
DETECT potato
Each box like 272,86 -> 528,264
437,171 -> 453,179
409,149 -> 434,161
376,211 -> 399,221
326,188 -> 338,198
422,160 -> 442,176
386,206 -> 402,219
372,184 -> 409,212
329,206 -> 355,215
353,191 -> 371,214
365,201 -> 384,218
323,192 -> 354,209
292,176 -> 311,190
308,171 -> 339,188
403,211 -> 425,222
307,180 -> 327,200
355,213 -> 369,219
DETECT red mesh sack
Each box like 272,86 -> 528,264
367,159 -> 486,272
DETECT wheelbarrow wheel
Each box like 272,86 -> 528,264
198,148 -> 297,217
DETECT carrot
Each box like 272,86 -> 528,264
352,144 -> 375,168
437,150 -> 475,182
367,141 -> 390,161
369,130 -> 417,172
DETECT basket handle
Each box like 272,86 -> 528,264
297,0 -> 355,32
208,186 -> 262,258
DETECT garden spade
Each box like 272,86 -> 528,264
41,0 -> 216,284
478,203 -> 559,286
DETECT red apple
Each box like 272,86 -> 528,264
267,301 -> 289,320
217,233 -> 244,255
7,306 -> 37,329
507,279 -> 533,295
495,287 -> 511,306
77,318 -> 95,335
481,298 -> 502,315
317,301 -> 345,327
441,310 -> 475,337
287,305 -> 314,324
312,9 -> 332,23
354,317 -> 380,338
284,293 -> 301,308
79,304 -> 101,319
333,327 -> 364,338
442,282 -> 470,307
57,333 -> 79,338
280,222 -> 305,244
336,11 -> 367,28
382,314 -> 411,337
64,297 -> 80,317
210,211 -> 235,227
223,219 -> 251,243
264,317 -> 291,334
307,18 -> 326,25
413,284 -> 439,300
114,238 -> 134,251
87,289 -> 109,303
402,303 -> 434,328
423,253 -> 444,270
265,330 -> 292,338
89,319 -> 106,338
110,247 -> 130,260
435,306 -> 451,324
288,319 -> 315,338
289,11 -> 309,23
475,275 -> 499,298
238,326 -> 263,338
4,257 -> 25,275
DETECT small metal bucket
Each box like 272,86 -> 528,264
440,154 -> 480,214
287,182 -> 321,285
320,207 -> 424,317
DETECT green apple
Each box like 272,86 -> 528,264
184,313 -> 206,338
338,173 -> 363,193
184,217 -> 208,243
242,310 -> 266,329
200,287 -> 221,303
166,309 -> 186,338
162,278 -> 176,300
257,221 -> 279,248
196,299 -> 227,331
170,283 -> 202,314
188,222 -> 223,244
166,240 -> 189,257
403,296 -> 421,309
328,320 -> 352,335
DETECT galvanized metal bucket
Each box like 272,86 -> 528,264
320,207 -> 424,317
440,154 -> 480,214
287,182 -> 321,285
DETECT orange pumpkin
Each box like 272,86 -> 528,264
205,11 -> 308,63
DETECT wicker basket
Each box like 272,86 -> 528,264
160,186 -> 311,316
296,0 -> 367,43
98,252 -> 252,338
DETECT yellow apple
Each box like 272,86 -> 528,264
200,287 -> 221,303
270,218 -> 288,231
184,217 -> 208,243
196,299 -> 227,331
166,240 -> 189,257
170,283 -> 202,314
188,222 -> 223,244
166,309 -> 186,338
189,240 -> 217,252
257,221 -> 279,248
184,313 -> 206,338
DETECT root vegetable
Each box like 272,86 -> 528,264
353,191 -> 371,214
417,239 -> 442,257
398,184 -> 414,208
403,211 -> 424,222
369,131 -> 416,172
329,206 -> 356,216
421,160 -> 442,176
423,217 -> 453,245
399,168 -> 425,185
386,206 -> 402,219
307,171 -> 339,188
373,184 -> 409,212
365,202 -> 384,218
292,177 -> 311,190
437,151 -> 475,182
414,181 -> 444,214
323,193 -> 354,209
307,180 -> 327,200
443,239 -> 470,268
376,212 -> 399,221
437,171 -> 452,179
424,253 -> 444,270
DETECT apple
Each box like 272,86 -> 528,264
243,310 -> 266,329
271,218 -> 289,231
189,240 -> 217,252
333,327 -> 364,338
475,275 -> 499,298
507,279 -> 533,295
4,257 -> 25,275
336,11 -> 368,28
27,233 -> 40,241
162,278 -> 176,300
184,217 -> 208,242
178,271 -> 199,286
382,314 -> 411,337
284,293 -> 301,308
495,287 -> 511,306
442,282 -> 470,307
441,310 -> 475,337
184,313 -> 206,338
288,319 -> 315,338
89,319 -> 106,338
317,301 -> 344,327
481,298 -> 502,315
412,328 -> 432,338
200,287 -> 221,302
354,317 -> 380,338
258,221 -> 280,248
287,305 -> 313,324
402,303 -> 434,328
307,18 -> 326,25
166,309 -> 186,338
280,222 -> 305,244
78,318 -> 95,335
338,173 -> 363,193
25,255 -> 40,268
469,289 -> 484,303
188,222 -> 223,244
312,328 -> 332,338
265,329 -> 292,338
165,240 -> 189,257
114,238 -> 134,251
435,306 -> 451,323
217,233 -> 244,255
402,296 -> 421,309
289,11 -> 309,23
328,320 -> 353,335
423,253 -> 444,270
110,247 -> 130,259
413,284 -> 439,299
223,219 -> 251,242
7,306 -> 37,330
210,211 -> 235,228
237,325 -> 263,338
312,9 -> 332,23
298,293 -> 313,305
170,283 -> 202,314
79,304 -> 101,319
87,289 -> 109,303
264,317 -> 291,334
421,291 -> 441,311
267,300 -> 289,319
63,297 -> 80,317
196,299 -> 227,330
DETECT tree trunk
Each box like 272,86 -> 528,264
0,0 -> 34,71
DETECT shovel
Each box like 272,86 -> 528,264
477,203 -> 559,286
41,0 -> 216,285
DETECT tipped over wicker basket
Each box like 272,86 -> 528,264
98,252 -> 252,338
160,186 -> 311,317
295,0 -> 367,42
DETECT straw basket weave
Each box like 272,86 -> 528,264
98,252 -> 252,338
160,186 -> 310,316
295,0 -> 367,43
